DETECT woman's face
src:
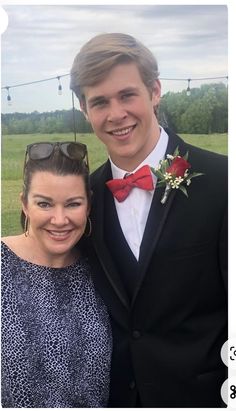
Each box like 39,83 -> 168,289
21,171 -> 89,263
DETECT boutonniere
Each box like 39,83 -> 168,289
151,147 -> 204,204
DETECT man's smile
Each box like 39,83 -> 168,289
107,125 -> 136,136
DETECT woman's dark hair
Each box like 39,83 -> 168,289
21,146 -> 91,230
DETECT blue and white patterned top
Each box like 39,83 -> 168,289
1,241 -> 112,408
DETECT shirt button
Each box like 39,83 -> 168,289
132,330 -> 141,339
129,380 -> 136,390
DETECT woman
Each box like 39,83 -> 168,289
1,141 -> 112,408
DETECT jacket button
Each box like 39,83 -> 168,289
129,380 -> 136,390
132,330 -> 141,339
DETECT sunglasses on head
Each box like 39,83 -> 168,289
24,141 -> 89,170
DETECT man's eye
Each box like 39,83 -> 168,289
122,92 -> 135,99
91,100 -> 107,108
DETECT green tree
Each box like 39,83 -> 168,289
1,83 -> 227,135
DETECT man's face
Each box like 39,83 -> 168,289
83,63 -> 161,171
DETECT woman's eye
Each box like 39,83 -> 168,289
67,202 -> 81,208
38,202 -> 51,208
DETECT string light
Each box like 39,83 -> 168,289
2,73 -> 69,105
1,74 -> 228,106
186,79 -> 191,96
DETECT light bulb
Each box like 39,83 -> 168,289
7,88 -> 12,105
58,84 -> 62,95
57,76 -> 62,95
186,79 -> 191,96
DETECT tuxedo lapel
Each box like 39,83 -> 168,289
132,130 -> 189,304
90,161 -> 130,309
133,184 -> 176,303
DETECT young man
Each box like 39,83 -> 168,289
70,33 -> 227,407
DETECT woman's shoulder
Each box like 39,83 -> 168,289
1,236 -> 26,268
1,239 -> 19,286
2,235 -> 24,250
2,236 -> 17,257
2,234 -> 34,259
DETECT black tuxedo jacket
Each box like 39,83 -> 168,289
84,129 -> 227,407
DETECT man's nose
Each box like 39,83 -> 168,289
107,100 -> 127,122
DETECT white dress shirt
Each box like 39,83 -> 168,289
109,127 -> 168,260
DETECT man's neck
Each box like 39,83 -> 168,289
110,129 -> 161,172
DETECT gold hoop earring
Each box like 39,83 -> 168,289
84,217 -> 92,237
24,216 -> 29,237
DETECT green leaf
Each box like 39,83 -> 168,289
156,182 -> 166,188
153,169 -> 165,180
179,185 -> 188,197
183,151 -> 189,161
161,159 -> 169,171
188,172 -> 205,179
173,146 -> 179,157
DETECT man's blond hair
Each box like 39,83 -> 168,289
70,33 -> 159,104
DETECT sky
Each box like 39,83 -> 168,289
1,3 -> 229,114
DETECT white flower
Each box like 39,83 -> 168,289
171,179 -> 180,189
164,172 -> 172,180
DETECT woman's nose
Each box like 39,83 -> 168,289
50,207 -> 69,225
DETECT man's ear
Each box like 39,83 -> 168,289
152,79 -> 161,107
84,112 -> 89,121
79,98 -> 89,121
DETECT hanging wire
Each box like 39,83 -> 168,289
159,76 -> 228,81
71,91 -> 77,142
1,73 -> 69,90
1,74 -> 228,92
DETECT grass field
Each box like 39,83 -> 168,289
1,132 -> 228,236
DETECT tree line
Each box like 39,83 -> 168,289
1,109 -> 93,135
2,83 -> 227,135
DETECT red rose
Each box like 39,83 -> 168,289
166,156 -> 191,177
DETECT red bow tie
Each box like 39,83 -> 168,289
106,165 -> 154,202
